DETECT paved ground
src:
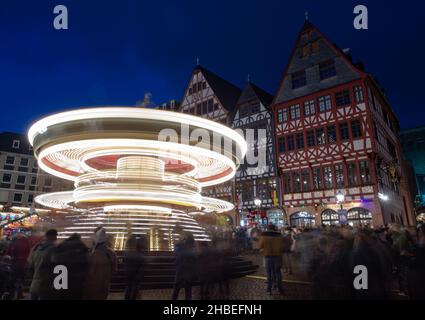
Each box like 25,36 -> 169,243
108,253 -> 313,300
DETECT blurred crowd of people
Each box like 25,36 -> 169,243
1,222 -> 425,300
0,227 -> 117,300
255,223 -> 425,299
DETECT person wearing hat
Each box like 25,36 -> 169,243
259,224 -> 284,295
84,227 -> 117,300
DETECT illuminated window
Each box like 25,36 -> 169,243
304,100 -> 315,116
354,86 -> 364,103
290,104 -> 301,120
318,95 -> 332,112
277,108 -> 288,123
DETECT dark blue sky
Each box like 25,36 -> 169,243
1,0 -> 424,133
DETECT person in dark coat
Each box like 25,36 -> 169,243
123,235 -> 146,300
7,233 -> 31,299
50,233 -> 89,300
28,229 -> 58,300
84,227 -> 117,300
171,232 -> 197,300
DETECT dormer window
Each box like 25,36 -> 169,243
12,140 -> 20,149
292,70 -> 307,89
319,59 -> 336,80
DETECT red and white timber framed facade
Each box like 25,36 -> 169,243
272,21 -> 415,228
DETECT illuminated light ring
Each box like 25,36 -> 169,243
28,107 -> 247,159
35,191 -> 75,210
80,149 -> 200,177
59,209 -> 211,241
201,197 -> 235,213
72,188 -> 203,208
75,171 -> 201,192
37,139 -> 236,187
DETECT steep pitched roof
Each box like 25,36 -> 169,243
194,65 -> 242,112
249,82 -> 274,107
272,20 -> 367,105
236,82 -> 273,107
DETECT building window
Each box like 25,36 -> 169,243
202,82 -> 207,90
196,103 -> 202,115
354,86 -> 364,103
351,119 -> 363,138
321,209 -> 340,226
189,88 -> 193,95
283,173 -> 291,193
296,133 -> 305,150
306,130 -> 315,148
2,173 -> 12,183
301,169 -> 311,192
339,122 -> 350,141
313,167 -> 323,190
277,108 -> 288,124
347,208 -> 372,226
251,103 -> 260,114
20,158 -> 28,167
334,164 -> 344,188
327,125 -> 337,144
13,193 -> 23,202
335,89 -> 351,107
323,166 -> 333,189
28,194 -> 34,203
214,103 -> 219,111
290,104 -> 301,120
347,162 -> 358,187
316,128 -> 325,145
318,95 -> 332,112
197,82 -> 203,92
293,172 -> 301,193
12,140 -> 20,149
360,160 -> 371,185
290,212 -> 315,228
6,156 -> 15,165
278,137 -> 286,153
31,176 -> 37,185
202,101 -> 208,114
304,100 -> 315,116
17,175 -> 26,184
292,70 -> 307,89
287,135 -> 295,151
319,59 -> 336,80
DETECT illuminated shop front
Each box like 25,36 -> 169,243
290,211 -> 315,228
28,107 -> 246,251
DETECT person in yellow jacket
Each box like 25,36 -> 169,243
259,224 -> 284,295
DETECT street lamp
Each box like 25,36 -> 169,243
254,198 -> 262,207
336,191 -> 345,210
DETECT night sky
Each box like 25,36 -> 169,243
1,0 -> 424,134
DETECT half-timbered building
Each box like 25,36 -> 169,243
179,64 -> 242,212
231,82 -> 283,226
272,21 -> 415,227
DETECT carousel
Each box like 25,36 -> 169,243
28,107 -> 247,251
